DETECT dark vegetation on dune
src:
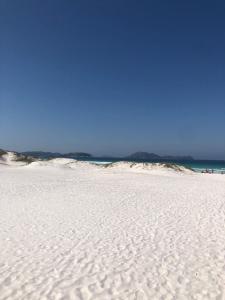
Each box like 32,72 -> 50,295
0,149 -> 36,164
13,154 -> 36,164
103,161 -> 194,172
160,163 -> 194,172
0,149 -> 7,157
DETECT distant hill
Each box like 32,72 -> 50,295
125,152 -> 161,160
21,150 -> 193,161
64,152 -> 92,159
125,152 -> 194,161
22,151 -> 62,159
22,151 -> 92,159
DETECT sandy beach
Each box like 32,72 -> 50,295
0,156 -> 225,300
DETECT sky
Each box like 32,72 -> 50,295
0,0 -> 225,159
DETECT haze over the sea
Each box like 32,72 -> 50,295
1,0 -> 225,159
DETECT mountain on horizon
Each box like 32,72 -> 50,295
125,152 -> 194,161
22,151 -> 92,159
64,152 -> 92,158
125,152 -> 161,160
21,150 -> 194,161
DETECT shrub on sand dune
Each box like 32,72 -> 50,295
0,149 -> 7,157
13,154 -> 36,164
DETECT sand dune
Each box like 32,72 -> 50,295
0,156 -> 225,299
0,152 -> 26,166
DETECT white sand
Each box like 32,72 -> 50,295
0,155 -> 225,299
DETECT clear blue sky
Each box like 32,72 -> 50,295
0,0 -> 225,159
